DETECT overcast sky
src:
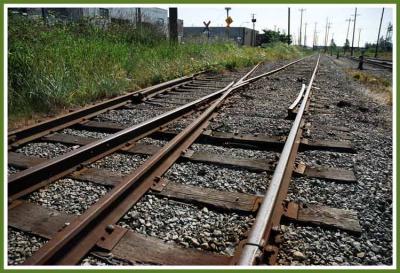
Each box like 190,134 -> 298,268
178,4 -> 394,47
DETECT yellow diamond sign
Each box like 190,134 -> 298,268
225,16 -> 233,27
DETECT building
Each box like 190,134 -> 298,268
183,27 -> 259,46
10,8 -> 171,35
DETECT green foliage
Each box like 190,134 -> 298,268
260,29 -> 289,45
8,14 -> 306,121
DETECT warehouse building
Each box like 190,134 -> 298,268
9,8 -> 176,36
183,27 -> 259,46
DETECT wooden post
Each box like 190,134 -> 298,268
169,8 -> 178,43
374,8 -> 385,58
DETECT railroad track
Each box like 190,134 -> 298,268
345,55 -> 392,70
8,54 -> 363,266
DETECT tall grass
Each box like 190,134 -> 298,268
8,14 -> 306,122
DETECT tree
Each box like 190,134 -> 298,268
259,29 -> 290,45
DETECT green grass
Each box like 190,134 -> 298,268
8,14 -> 307,124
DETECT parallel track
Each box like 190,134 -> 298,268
346,55 -> 392,70
8,54 -> 363,266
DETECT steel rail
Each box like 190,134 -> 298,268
8,72 -> 204,149
238,54 -> 321,265
22,63 -> 262,265
243,55 -> 309,84
364,57 -> 392,66
21,56 -> 312,265
346,56 -> 392,70
364,59 -> 392,70
288,83 -> 306,111
8,82 -> 233,201
8,56 -> 311,201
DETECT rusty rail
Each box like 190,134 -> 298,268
8,82 -> 234,201
19,56 -> 314,265
288,84 -> 306,112
346,55 -> 392,70
21,64 -> 262,265
244,56 -> 309,84
8,72 -> 204,149
238,54 -> 321,265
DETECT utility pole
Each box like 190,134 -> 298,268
350,8 -> 360,56
251,14 -> 256,46
136,8 -> 142,25
384,22 -> 392,49
304,22 -> 307,47
327,23 -> 332,45
313,22 -> 317,49
325,21 -> 332,52
345,18 -> 353,41
169,7 -> 178,43
374,7 -> 385,58
136,8 -> 142,34
357,28 -> 362,49
299,8 -> 305,46
323,18 -> 328,51
288,7 -> 291,44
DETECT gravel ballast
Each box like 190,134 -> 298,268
164,161 -> 271,195
210,115 -> 292,136
137,137 -> 168,146
94,108 -> 165,127
62,128 -> 110,139
190,143 -> 280,161
8,228 -> 48,265
295,150 -> 355,170
118,194 -> 254,256
15,142 -> 78,159
26,178 -> 109,215
90,153 -> 148,175
278,223 -> 386,266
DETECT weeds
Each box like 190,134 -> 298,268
347,69 -> 392,105
8,14 -> 306,123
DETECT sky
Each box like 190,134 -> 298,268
178,4 -> 394,47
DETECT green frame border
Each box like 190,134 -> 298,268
2,1 -> 398,272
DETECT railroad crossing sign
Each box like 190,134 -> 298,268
225,16 -> 233,27
203,20 -> 211,32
